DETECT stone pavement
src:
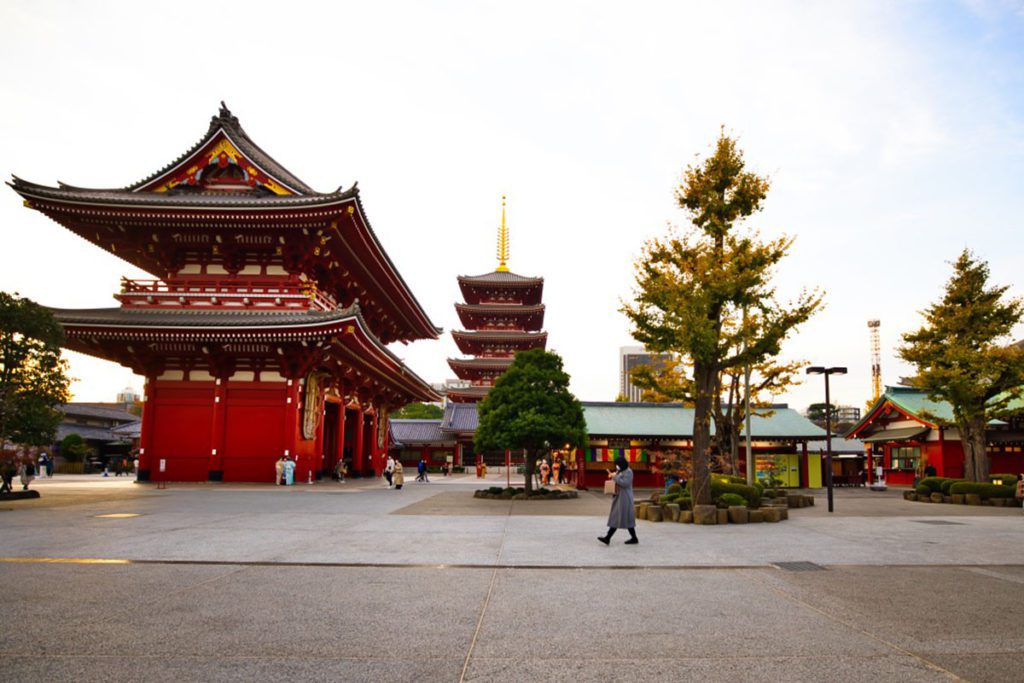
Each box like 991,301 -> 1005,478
1,473 -> 1022,681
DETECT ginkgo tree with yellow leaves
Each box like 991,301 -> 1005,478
621,132 -> 821,507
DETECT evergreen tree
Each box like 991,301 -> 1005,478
392,402 -> 443,419
474,349 -> 586,494
0,292 -> 71,447
622,133 -> 821,505
899,250 -> 1024,481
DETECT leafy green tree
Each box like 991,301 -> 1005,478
899,250 -> 1024,481
621,133 -> 821,505
474,349 -> 587,494
392,402 -> 443,419
0,292 -> 71,447
806,402 -> 836,425
59,433 -> 93,463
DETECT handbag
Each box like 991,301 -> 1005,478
604,479 -> 616,495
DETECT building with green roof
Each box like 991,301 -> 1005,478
847,386 -> 1024,485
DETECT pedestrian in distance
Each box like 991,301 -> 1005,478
275,456 -> 285,485
393,460 -> 404,490
598,456 -> 638,545
416,458 -> 428,482
384,455 -> 395,488
335,459 -> 347,483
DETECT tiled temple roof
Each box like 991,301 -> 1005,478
458,271 -> 543,286
49,305 -> 363,328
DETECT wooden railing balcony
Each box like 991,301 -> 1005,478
116,277 -> 337,311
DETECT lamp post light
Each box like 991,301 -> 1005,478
806,366 -> 847,513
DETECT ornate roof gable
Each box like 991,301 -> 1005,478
128,103 -> 315,196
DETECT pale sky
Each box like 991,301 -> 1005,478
2,0 -> 1023,414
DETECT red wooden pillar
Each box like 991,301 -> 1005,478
576,447 -> 586,490
335,400 -> 346,472
208,377 -> 228,480
353,407 -> 366,475
138,375 -> 157,481
866,445 -> 873,484
284,379 -> 301,460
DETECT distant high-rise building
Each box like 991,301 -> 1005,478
116,386 -> 140,405
619,346 -> 673,402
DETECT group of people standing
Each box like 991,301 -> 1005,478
537,457 -> 568,486
1,448 -> 53,493
383,456 -> 436,489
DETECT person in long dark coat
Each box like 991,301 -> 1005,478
598,456 -> 638,545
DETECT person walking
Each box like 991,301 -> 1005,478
1016,474 -> 1024,514
0,457 -> 15,493
19,458 -> 37,491
275,456 -> 285,485
393,460 -> 404,490
416,458 -> 427,482
335,459 -> 347,483
598,456 -> 638,545
540,459 -> 550,486
384,455 -> 395,488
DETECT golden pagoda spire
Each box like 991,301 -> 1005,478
495,195 -> 510,272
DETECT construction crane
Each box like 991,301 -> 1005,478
868,320 -> 881,402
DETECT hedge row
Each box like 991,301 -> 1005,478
947,482 -> 1016,499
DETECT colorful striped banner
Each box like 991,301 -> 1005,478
587,447 -> 646,463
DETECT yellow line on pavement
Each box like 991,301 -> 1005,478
0,557 -> 131,565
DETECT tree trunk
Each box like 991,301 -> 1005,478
523,451 -> 536,494
967,416 -> 989,482
691,360 -> 716,506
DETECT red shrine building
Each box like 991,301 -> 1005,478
447,197 -> 546,403
10,104 -> 441,483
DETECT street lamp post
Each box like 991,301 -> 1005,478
806,366 -> 847,513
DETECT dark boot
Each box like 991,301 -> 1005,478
598,528 -> 616,545
624,528 -> 638,545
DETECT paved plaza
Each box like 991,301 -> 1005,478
2,474 -> 1023,682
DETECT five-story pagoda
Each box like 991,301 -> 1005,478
10,104 -> 441,483
447,197 -> 546,403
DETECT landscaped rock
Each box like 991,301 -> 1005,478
748,509 -> 764,523
639,502 -> 650,519
777,508 -> 789,521
965,493 -> 982,506
716,508 -> 729,525
951,494 -> 964,504
942,495 -> 951,504
993,498 -> 1007,507
693,504 -> 717,525
634,503 -> 643,518
727,506 -> 748,524
648,505 -> 664,522
680,510 -> 694,523
930,492 -> 944,503
903,491 -> 916,501
803,495 -> 815,507
787,496 -> 800,509
665,503 -> 681,522
762,508 -> 782,523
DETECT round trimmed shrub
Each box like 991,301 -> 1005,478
940,478 -> 966,494
718,492 -> 747,508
